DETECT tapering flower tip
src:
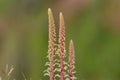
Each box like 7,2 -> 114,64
48,8 -> 52,16
70,40 -> 73,46
69,39 -> 75,61
48,8 -> 56,44
60,12 -> 63,19
60,12 -> 65,26
48,8 -> 54,21
70,40 -> 74,52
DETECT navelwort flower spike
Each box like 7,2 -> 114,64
58,12 -> 66,80
44,8 -> 56,80
44,8 -> 77,80
69,40 -> 77,80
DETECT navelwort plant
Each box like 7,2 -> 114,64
0,8 -> 76,80
44,8 -> 77,80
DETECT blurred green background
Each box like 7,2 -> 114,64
0,0 -> 120,80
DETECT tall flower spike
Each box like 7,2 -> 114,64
48,8 -> 56,80
59,12 -> 66,80
45,8 -> 77,80
59,12 -> 66,57
69,40 -> 76,80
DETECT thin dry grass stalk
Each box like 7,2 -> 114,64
0,64 -> 14,80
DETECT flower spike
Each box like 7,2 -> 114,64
69,40 -> 77,80
48,8 -> 56,80
58,12 -> 66,80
